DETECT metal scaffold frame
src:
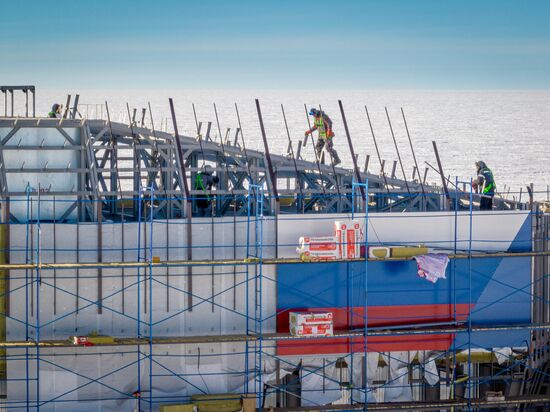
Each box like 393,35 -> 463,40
0,192 -> 548,410
0,96 -> 549,410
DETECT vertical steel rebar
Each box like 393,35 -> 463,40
432,141 -> 451,209
339,100 -> 365,201
281,104 -> 304,212
401,108 -> 426,207
255,99 -> 279,207
319,104 -> 342,200
385,107 -> 410,195
168,98 -> 193,310
365,106 -> 392,207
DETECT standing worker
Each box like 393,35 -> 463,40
473,160 -> 496,210
305,108 -> 341,166
194,165 -> 219,216
48,104 -> 62,118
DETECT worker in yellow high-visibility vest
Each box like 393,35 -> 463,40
304,108 -> 341,165
473,160 -> 496,211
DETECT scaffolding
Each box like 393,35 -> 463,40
0,190 -> 547,410
0,96 -> 549,410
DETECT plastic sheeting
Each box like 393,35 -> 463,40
418,352 -> 440,386
300,357 -> 341,406
414,253 -> 449,284
4,211 -> 530,409
350,351 -> 440,403
351,352 -> 380,403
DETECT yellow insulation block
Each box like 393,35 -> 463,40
159,405 -> 196,412
190,394 -> 241,412
390,246 -> 428,258
87,336 -> 116,344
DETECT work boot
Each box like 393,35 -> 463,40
332,153 -> 341,166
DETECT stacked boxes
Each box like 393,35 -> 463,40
296,220 -> 364,261
289,312 -> 334,337
296,236 -> 340,261
334,220 -> 363,259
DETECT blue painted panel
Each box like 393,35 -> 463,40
278,258 -> 505,309
509,213 -> 532,252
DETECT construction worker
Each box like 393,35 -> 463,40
305,108 -> 341,166
194,165 -> 219,216
48,103 -> 62,118
473,161 -> 496,210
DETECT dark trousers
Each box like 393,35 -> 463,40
315,137 -> 340,162
480,196 -> 493,211
196,197 -> 212,217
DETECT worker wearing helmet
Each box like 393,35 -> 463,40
304,108 -> 341,166
194,165 -> 220,216
473,161 -> 496,210
48,103 -> 62,118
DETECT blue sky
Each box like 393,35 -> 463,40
1,0 -> 549,89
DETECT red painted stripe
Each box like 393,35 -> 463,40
276,304 -> 471,355
277,335 -> 455,356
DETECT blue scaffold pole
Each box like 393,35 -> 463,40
352,179 -> 369,409
245,184 -> 263,407
24,184 -> 32,411
137,187 -> 143,410
244,188 -> 252,393
256,186 -> 264,408
35,184 -> 42,410
452,177 -> 459,400
148,186 -> 154,410
363,179 -> 369,411
467,178 -> 474,412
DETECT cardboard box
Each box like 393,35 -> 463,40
297,236 -> 340,260
291,323 -> 334,336
334,220 -> 363,259
241,394 -> 256,412
299,250 -> 340,261
289,311 -> 333,337
71,335 -> 115,346
298,236 -> 338,252
290,312 -> 333,324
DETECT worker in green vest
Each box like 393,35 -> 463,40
48,103 -> 62,118
305,108 -> 341,166
473,160 -> 496,210
194,165 -> 219,216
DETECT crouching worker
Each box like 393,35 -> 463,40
194,165 -> 219,216
48,103 -> 62,118
473,160 -> 496,211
